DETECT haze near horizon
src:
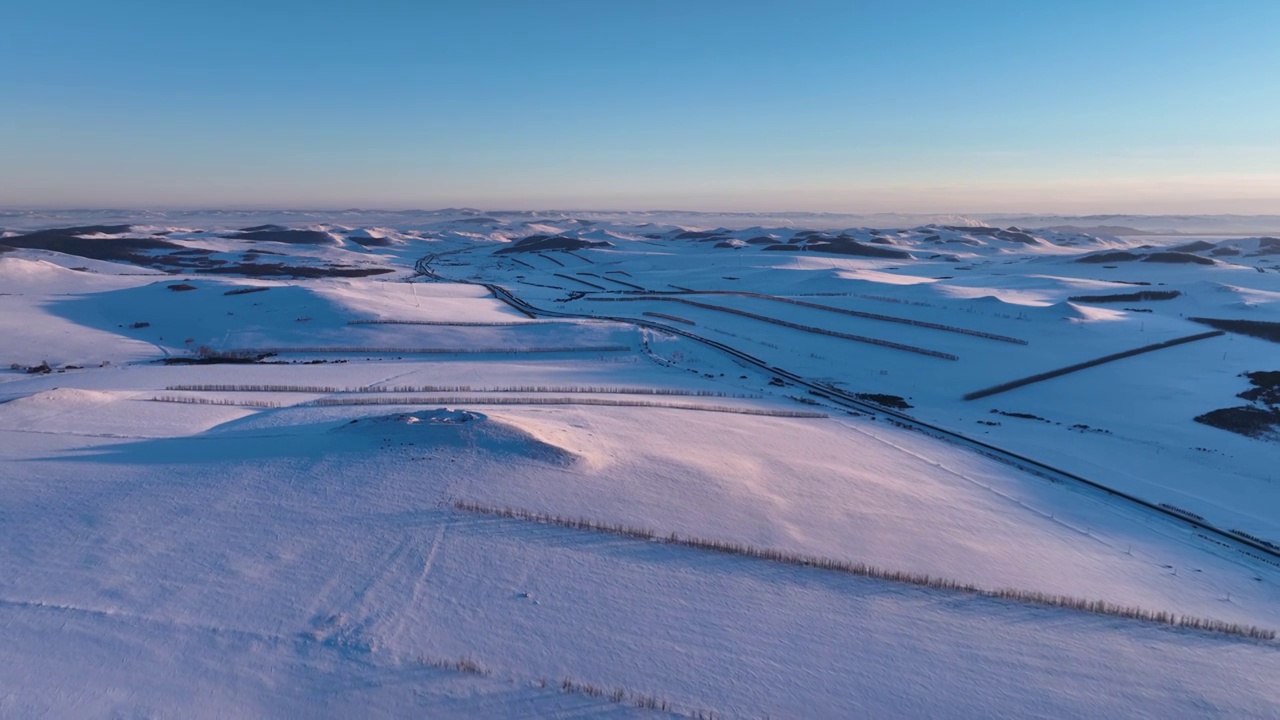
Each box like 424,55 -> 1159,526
4,1 -> 1279,213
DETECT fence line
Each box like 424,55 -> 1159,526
309,396 -> 826,417
215,345 -> 630,356
165,384 -> 753,398
455,501 -> 1276,642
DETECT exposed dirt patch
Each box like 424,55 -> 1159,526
854,393 -> 912,410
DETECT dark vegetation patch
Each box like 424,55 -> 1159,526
762,244 -> 802,251
223,286 -> 271,296
854,393 -> 912,409
1194,406 -> 1280,439
1068,290 -> 1181,303
713,241 -> 739,249
1210,247 -> 1241,257
1238,371 -> 1280,406
199,263 -> 393,278
1077,251 -> 1141,263
941,226 -> 1040,244
24,361 -> 53,374
673,230 -> 723,240
1143,252 -> 1215,265
347,234 -> 393,247
494,235 -> 613,255
2,225 -> 182,263
745,235 -> 775,244
0,244 -> 14,254
239,224 -> 286,232
161,348 -> 276,365
224,229 -> 337,245
806,238 -> 913,258
992,409 -> 1048,422
1194,371 -> 1280,439
1189,318 -> 1280,343
129,321 -> 151,329
167,283 -> 198,292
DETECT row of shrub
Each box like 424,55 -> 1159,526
1189,317 -> 1280,344
348,319 -> 538,327
1158,503 -> 1206,522
711,291 -> 1027,345
590,297 -> 959,360
1068,290 -> 1181,303
1231,529 -> 1280,552
217,345 -> 630,355
964,331 -> 1226,400
148,396 -> 281,408
165,384 -> 750,398
642,311 -> 695,325
311,396 -> 827,418
454,501 -> 1276,642
553,272 -> 605,290
417,656 -> 721,716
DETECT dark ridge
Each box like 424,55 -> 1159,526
745,235 -> 776,244
1143,252 -> 1215,265
348,235 -> 394,247
762,244 -> 802,251
223,286 -> 271,296
493,235 -> 613,255
0,244 -> 14,254
452,217 -> 499,224
224,230 -> 337,245
1189,318 -> 1280,343
1,226 -> 181,263
806,239 -> 912,259
1210,247 -> 1242,257
1068,290 -> 1181,303
1077,251 -> 1141,264
238,224 -> 287,232
1169,240 -> 1216,253
168,248 -> 216,256
713,241 -> 739,249
21,224 -> 134,238
673,230 -> 722,240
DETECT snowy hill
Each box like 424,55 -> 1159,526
2,212 -> 1278,718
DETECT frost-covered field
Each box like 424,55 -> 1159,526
2,210 -> 1279,718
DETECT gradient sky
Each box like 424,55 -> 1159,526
5,0 -> 1279,213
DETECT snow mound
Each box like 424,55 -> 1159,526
8,388 -> 119,405
335,410 -> 578,465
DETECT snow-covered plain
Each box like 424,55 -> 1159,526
2,211 -> 1279,718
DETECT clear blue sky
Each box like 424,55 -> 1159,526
5,0 -> 1279,213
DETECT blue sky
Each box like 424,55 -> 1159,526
4,0 -> 1279,212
